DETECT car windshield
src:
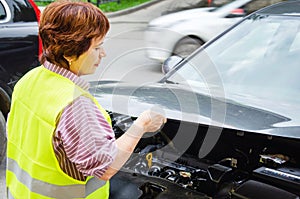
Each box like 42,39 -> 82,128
167,14 -> 300,119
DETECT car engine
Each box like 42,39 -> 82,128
109,112 -> 300,199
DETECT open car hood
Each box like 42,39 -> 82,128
90,81 -> 300,139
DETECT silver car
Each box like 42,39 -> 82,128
92,1 -> 300,198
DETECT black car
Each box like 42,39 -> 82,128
90,1 -> 300,198
0,0 -> 41,163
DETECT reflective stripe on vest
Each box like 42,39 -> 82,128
7,158 -> 106,198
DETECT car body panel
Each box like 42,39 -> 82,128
0,0 -> 40,164
0,0 -> 39,93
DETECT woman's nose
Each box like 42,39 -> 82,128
99,48 -> 106,58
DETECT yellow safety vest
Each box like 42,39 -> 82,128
6,66 -> 111,199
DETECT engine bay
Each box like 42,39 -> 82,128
109,112 -> 300,199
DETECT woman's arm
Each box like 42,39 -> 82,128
101,110 -> 166,180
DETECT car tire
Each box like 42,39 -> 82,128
173,37 -> 204,58
0,111 -> 6,165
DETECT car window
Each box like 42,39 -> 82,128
12,0 -> 36,22
168,15 -> 300,105
0,1 -> 6,20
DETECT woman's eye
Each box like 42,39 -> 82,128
95,46 -> 103,51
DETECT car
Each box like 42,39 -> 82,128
0,0 -> 41,164
90,1 -> 300,198
144,0 -> 286,63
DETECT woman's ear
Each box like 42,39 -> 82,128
63,55 -> 73,67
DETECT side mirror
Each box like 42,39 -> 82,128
162,55 -> 183,74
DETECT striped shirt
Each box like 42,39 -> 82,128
44,61 -> 117,181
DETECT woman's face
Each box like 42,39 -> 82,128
69,37 -> 106,76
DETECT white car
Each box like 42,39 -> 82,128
145,0 -> 253,62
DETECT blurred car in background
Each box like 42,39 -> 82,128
91,1 -> 300,198
145,0 -> 252,62
144,0 -> 284,63
0,0 -> 41,164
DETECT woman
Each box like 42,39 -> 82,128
6,1 -> 166,198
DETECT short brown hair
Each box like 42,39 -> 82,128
39,1 -> 110,69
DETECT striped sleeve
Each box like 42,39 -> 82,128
56,96 -> 117,178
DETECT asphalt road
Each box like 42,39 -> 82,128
0,0 -> 204,197
82,0 -> 175,84
82,21 -> 164,84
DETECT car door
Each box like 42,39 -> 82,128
0,0 -> 12,85
0,0 -> 39,88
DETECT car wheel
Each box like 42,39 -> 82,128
0,111 -> 6,165
173,37 -> 204,58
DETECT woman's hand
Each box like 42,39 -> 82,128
134,110 -> 167,133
